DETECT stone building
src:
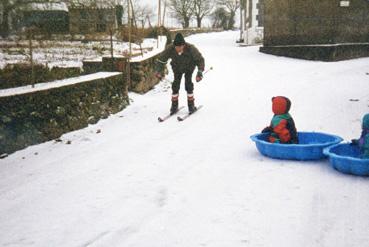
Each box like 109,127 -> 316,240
1,0 -> 69,35
68,0 -> 118,34
17,1 -> 69,33
260,0 -> 369,61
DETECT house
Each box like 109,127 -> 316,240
260,0 -> 369,61
1,0 -> 120,36
68,0 -> 118,34
16,1 -> 69,33
239,0 -> 264,45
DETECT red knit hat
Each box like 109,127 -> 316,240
272,96 -> 291,115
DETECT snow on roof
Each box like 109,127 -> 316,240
68,0 -> 116,9
0,72 -> 122,98
18,2 -> 68,12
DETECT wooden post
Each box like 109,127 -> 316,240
240,0 -> 243,41
110,28 -> 114,71
129,0 -> 144,57
157,0 -> 161,48
162,0 -> 167,27
28,28 -> 35,88
127,0 -> 132,90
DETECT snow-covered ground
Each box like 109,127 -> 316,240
1,31 -> 369,247
0,37 -> 162,69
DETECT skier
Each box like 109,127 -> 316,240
155,33 -> 205,115
262,96 -> 299,144
351,113 -> 369,158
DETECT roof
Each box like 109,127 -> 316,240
18,2 -> 68,12
68,0 -> 117,9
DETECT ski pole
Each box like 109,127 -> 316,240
203,66 -> 213,75
196,66 -> 213,83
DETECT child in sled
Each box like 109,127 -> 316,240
262,96 -> 298,144
351,113 -> 369,158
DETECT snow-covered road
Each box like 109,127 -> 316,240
1,31 -> 369,247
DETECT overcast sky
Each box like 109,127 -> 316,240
141,0 -> 157,8
137,0 -> 214,28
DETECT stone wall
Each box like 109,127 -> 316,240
0,64 -> 82,89
0,72 -> 128,155
260,43 -> 369,61
85,55 -> 162,94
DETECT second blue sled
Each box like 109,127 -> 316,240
324,144 -> 369,176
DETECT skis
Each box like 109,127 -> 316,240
158,105 -> 203,122
158,106 -> 185,122
177,105 -> 203,122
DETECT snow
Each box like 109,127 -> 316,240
19,2 -> 69,12
0,72 -> 122,97
131,36 -> 167,62
0,37 -> 166,69
1,31 -> 369,247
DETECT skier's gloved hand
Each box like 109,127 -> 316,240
196,70 -> 203,82
262,126 -> 273,133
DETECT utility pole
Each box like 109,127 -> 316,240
162,0 -> 167,27
127,0 -> 132,90
28,28 -> 35,88
245,0 -> 250,44
110,28 -> 114,71
157,0 -> 161,48
239,0 -> 244,42
158,0 -> 162,27
129,0 -> 144,57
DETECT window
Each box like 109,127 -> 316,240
96,23 -> 107,32
80,10 -> 87,20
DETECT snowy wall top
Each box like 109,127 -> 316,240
18,2 -> 69,12
0,72 -> 122,98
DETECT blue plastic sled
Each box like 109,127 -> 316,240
323,144 -> 369,176
250,132 -> 343,161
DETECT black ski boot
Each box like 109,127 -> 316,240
170,94 -> 179,115
187,94 -> 197,114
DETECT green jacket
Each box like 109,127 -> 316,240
156,43 -> 205,73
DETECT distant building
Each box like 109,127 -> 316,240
239,0 -> 264,45
17,1 -> 69,33
260,0 -> 369,61
68,0 -> 118,34
1,0 -> 121,36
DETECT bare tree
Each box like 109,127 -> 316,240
169,0 -> 195,28
217,0 -> 240,30
134,3 -> 155,28
210,7 -> 229,30
192,0 -> 213,28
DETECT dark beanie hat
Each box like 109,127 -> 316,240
173,33 -> 185,46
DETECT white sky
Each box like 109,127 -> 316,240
137,0 -> 214,28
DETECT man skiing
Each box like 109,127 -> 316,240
155,33 -> 205,115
